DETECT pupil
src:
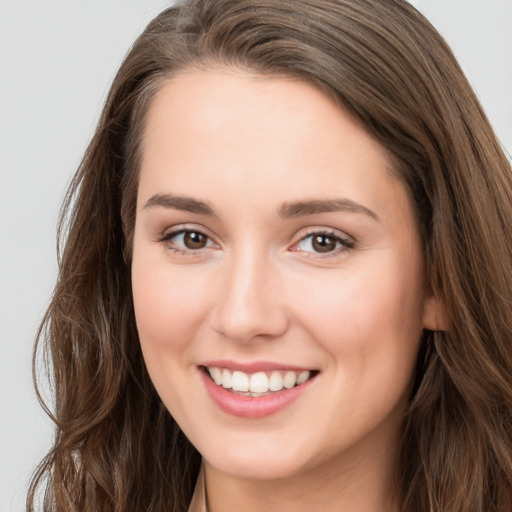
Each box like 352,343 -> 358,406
184,231 -> 206,249
312,235 -> 336,253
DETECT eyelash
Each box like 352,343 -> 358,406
158,227 -> 355,258
158,228 -> 216,257
292,229 -> 355,258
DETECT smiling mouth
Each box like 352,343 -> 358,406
202,366 -> 319,397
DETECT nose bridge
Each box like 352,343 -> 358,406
211,243 -> 288,343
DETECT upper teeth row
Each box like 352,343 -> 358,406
207,367 -> 311,393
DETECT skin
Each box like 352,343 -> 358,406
131,69 -> 443,512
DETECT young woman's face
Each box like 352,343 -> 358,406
132,70 -> 441,482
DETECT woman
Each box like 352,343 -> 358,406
28,1 -> 512,511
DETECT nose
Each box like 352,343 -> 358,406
210,248 -> 289,344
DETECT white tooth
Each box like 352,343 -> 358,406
268,371 -> 283,391
211,367 -> 223,386
297,371 -> 310,385
249,372 -> 269,393
231,371 -> 250,392
283,371 -> 297,389
221,369 -> 232,389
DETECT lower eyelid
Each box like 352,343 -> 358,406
161,240 -> 211,259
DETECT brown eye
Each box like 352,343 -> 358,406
183,231 -> 208,249
294,231 -> 353,256
311,234 -> 338,253
161,229 -> 214,253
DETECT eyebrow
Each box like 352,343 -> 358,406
143,194 -> 217,216
279,198 -> 379,221
143,194 -> 379,221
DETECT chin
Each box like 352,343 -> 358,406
197,429 -> 326,481
206,452 -> 307,481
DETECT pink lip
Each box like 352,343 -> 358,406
200,359 -> 314,373
199,368 -> 317,419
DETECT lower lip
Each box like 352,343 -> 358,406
200,370 -> 315,419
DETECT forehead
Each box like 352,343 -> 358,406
142,69 -> 378,158
137,69 -> 407,224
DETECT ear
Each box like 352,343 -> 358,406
422,291 -> 447,331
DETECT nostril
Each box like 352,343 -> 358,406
210,305 -> 290,344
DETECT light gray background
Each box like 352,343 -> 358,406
1,1 -> 511,510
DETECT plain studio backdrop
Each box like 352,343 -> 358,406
0,1 -> 510,510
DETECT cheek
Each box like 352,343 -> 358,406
131,255 -> 217,420
131,254 -> 213,361
294,254 -> 425,379
305,266 -> 421,330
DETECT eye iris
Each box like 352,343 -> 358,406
312,234 -> 337,253
184,231 -> 207,249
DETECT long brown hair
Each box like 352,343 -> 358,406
29,1 -> 512,511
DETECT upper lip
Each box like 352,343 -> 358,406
200,359 -> 318,373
